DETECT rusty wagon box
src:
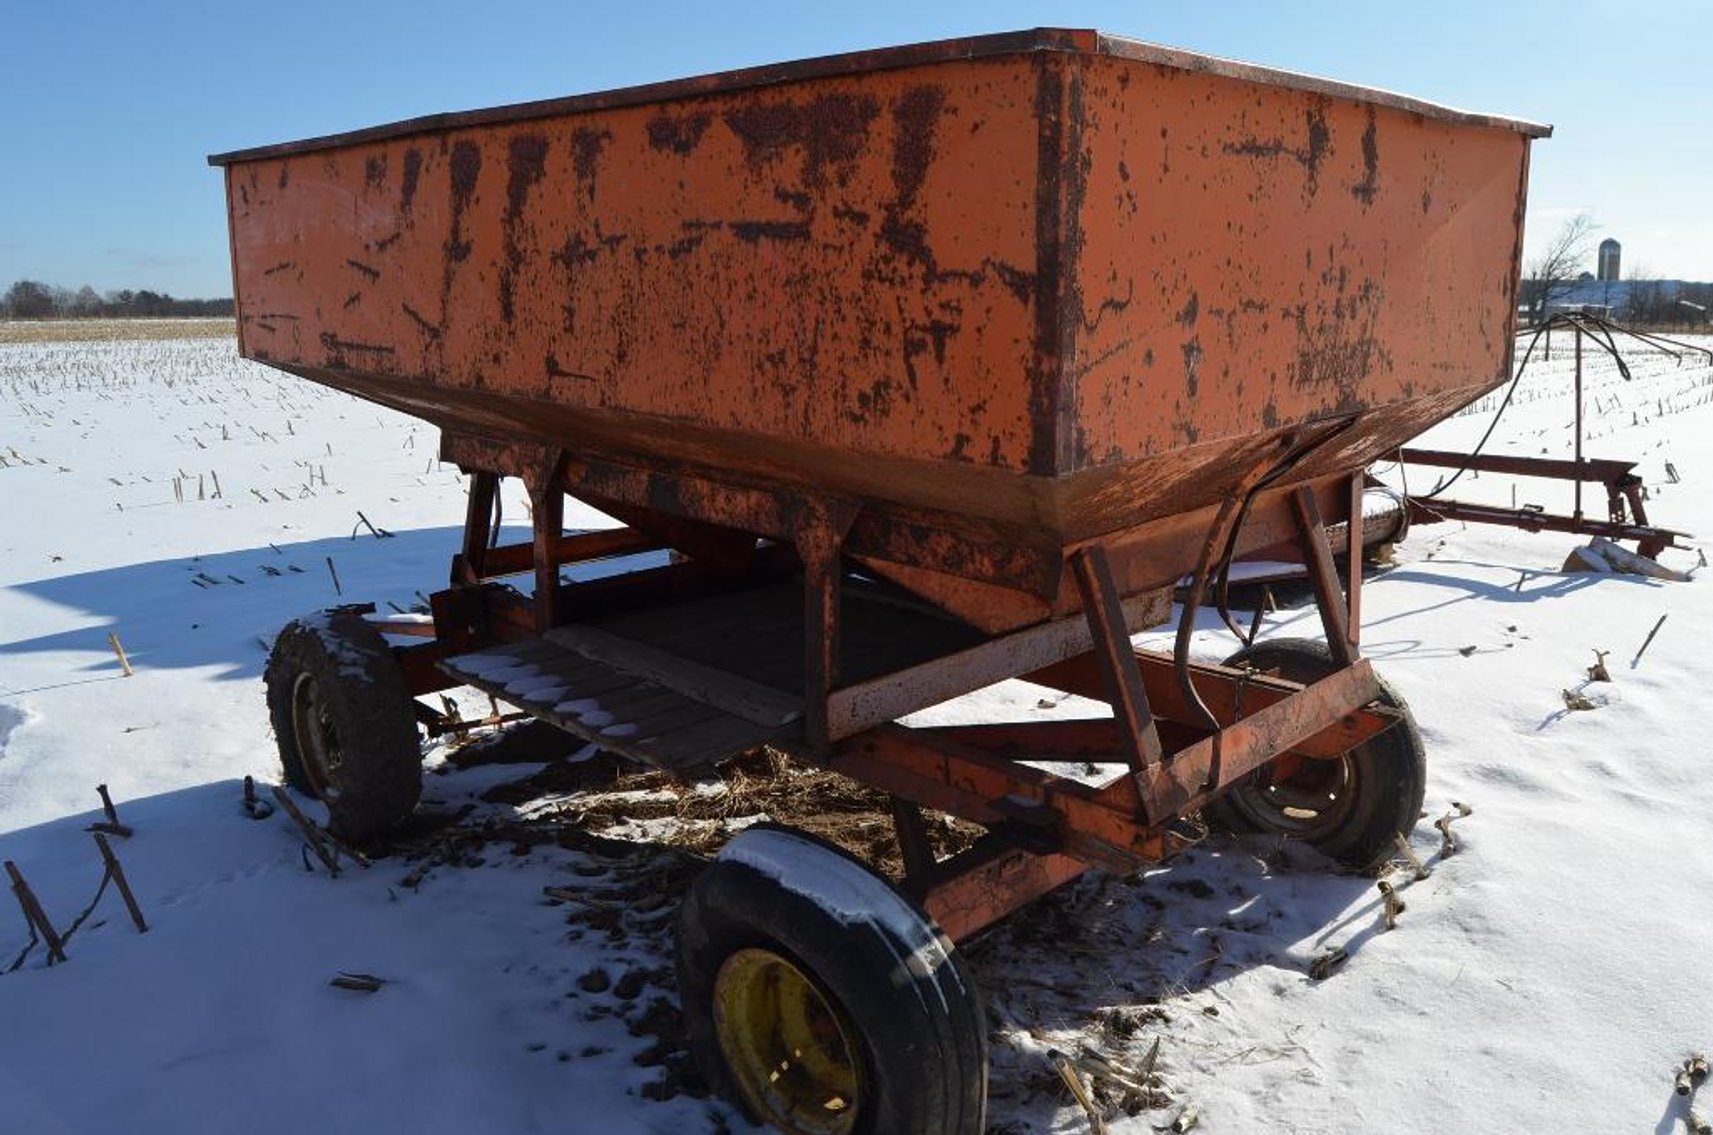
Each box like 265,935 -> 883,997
213,28 -> 1544,618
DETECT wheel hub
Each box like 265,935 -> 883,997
712,946 -> 862,1135
1247,752 -> 1354,831
289,671 -> 343,800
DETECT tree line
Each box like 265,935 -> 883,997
2,279 -> 234,319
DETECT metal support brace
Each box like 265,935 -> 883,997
530,476 -> 565,634
1345,474 -> 1364,653
1070,546 -> 1165,805
1292,486 -> 1357,667
456,471 -> 499,585
796,500 -> 857,755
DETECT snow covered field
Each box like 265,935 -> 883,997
1,328 -> 1709,1134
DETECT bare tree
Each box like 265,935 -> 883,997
1520,212 -> 1599,324
2,279 -> 57,319
1619,263 -> 1682,326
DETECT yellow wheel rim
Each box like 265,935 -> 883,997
712,947 -> 863,1135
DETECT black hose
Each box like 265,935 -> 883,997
1176,417 -> 1355,730
1417,311 -> 1702,501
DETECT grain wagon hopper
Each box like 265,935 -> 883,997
211,29 -> 1547,1134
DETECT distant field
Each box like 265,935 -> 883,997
0,318 -> 236,344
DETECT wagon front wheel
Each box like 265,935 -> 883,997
677,826 -> 988,1135
1202,638 -> 1426,871
264,610 -> 422,842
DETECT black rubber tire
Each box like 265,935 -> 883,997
264,610 -> 422,843
677,825 -> 988,1135
1201,638 -> 1426,871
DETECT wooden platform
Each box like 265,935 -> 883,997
439,578 -> 987,773
439,636 -> 797,774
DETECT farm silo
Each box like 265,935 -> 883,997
1598,238 -> 1622,281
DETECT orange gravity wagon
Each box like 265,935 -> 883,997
211,29 -> 1547,1135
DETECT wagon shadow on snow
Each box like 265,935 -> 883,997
0,527 -> 465,687
1361,557 -> 1667,630
0,523 -> 656,691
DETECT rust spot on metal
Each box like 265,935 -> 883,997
1028,55 -> 1069,476
500,134 -> 550,323
446,141 -> 483,263
723,93 -> 880,187
1351,109 -> 1379,205
877,85 -> 948,270
1181,338 -> 1203,400
507,135 -> 548,215
1081,279 -> 1135,337
1289,274 -> 1385,414
730,220 -> 811,243
890,86 -> 945,206
400,148 -> 423,211
1176,292 -> 1199,328
546,353 -> 595,381
402,302 -> 441,339
646,111 -> 712,155
571,127 -> 612,191
1056,64 -> 1090,466
552,229 -> 628,268
989,261 -> 1036,306
1305,108 -> 1330,181
1222,104 -> 1331,192
1294,339 -> 1375,411
437,140 -> 484,327
319,332 -> 396,368
851,377 -> 899,424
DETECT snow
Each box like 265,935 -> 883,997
718,827 -> 955,988
2,328 -> 1710,1133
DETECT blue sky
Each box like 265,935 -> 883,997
1,0 -> 1707,297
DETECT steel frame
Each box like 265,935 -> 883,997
392,456 -> 1397,943
1400,448 -> 1680,558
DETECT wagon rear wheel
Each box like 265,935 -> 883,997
264,610 -> 422,843
677,826 -> 987,1135
1202,638 -> 1426,871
